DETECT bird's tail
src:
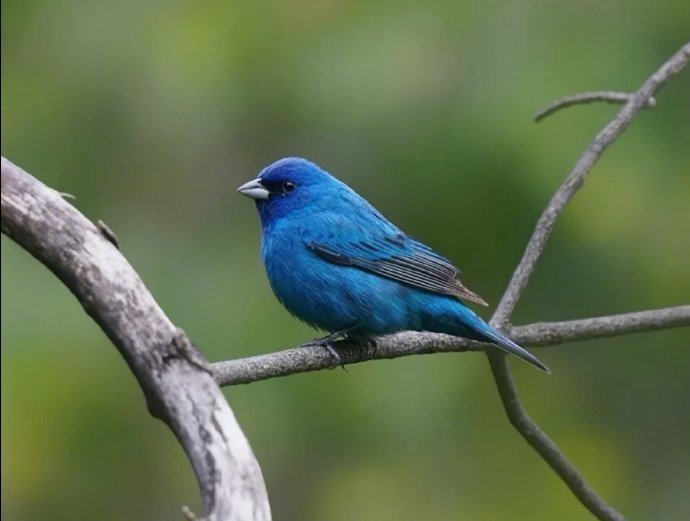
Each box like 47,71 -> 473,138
462,313 -> 550,373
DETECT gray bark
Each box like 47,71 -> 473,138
1,157 -> 271,521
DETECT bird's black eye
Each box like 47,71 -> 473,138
282,181 -> 296,194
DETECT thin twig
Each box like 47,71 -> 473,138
492,43 -> 690,328
488,354 -> 626,521
181,506 -> 200,521
534,91 -> 656,122
486,42 -> 690,521
510,306 -> 690,346
211,305 -> 690,386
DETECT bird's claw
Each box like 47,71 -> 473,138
302,330 -> 348,348
299,330 -> 378,370
299,332 -> 346,369
362,336 -> 378,356
322,342 -> 347,371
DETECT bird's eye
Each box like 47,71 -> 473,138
282,181 -> 296,194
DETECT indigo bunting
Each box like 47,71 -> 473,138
238,157 -> 549,372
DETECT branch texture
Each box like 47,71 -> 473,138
512,306 -> 690,346
1,158 -> 271,521
212,306 -> 690,386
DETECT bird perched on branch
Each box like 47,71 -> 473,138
238,157 -> 549,372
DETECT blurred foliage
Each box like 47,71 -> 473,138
2,1 -> 689,520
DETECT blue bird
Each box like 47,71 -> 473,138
238,157 -> 549,372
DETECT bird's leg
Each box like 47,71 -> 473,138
300,327 -> 361,369
361,335 -> 378,357
300,328 -> 379,370
302,330 -> 350,368
322,343 -> 344,369
301,328 -> 354,348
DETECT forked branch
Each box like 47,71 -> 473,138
534,91 -> 656,122
486,41 -> 690,521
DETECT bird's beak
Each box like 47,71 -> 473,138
237,178 -> 269,200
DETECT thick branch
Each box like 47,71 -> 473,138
534,91 -> 656,122
212,306 -> 690,386
485,42 -> 690,521
1,157 -> 271,521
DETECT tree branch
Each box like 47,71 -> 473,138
211,306 -> 689,386
1,157 -> 272,521
492,42 -> 690,328
485,42 -> 690,521
510,306 -> 690,346
487,355 -> 626,521
534,91 -> 656,122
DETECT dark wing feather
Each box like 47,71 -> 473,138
308,236 -> 488,307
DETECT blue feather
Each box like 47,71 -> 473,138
238,157 -> 549,373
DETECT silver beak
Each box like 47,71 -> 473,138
237,178 -> 269,200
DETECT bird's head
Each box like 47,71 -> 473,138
237,157 -> 345,224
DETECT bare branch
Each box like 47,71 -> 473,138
1,157 -> 272,521
492,42 -> 690,328
511,306 -> 690,346
488,354 -> 626,521
211,306 -> 690,386
485,42 -> 690,521
534,91 -> 656,122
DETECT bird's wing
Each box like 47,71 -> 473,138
306,218 -> 488,307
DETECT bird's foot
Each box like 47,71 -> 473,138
301,329 -> 353,348
360,336 -> 378,357
300,330 -> 351,369
323,342 -> 346,370
300,330 -> 378,370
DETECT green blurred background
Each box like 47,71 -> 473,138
2,1 -> 689,520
